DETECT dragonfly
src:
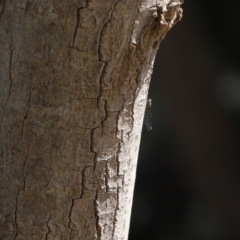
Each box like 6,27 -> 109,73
144,99 -> 152,131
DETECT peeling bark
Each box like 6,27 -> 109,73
0,0 -> 183,239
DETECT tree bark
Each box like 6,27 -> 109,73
0,0 -> 182,239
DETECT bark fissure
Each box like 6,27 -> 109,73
14,143 -> 30,239
44,170 -> 53,188
67,46 -> 89,52
104,161 -> 109,192
112,187 -> 120,238
90,127 -> 98,172
24,0 -> 30,14
96,0 -> 120,122
90,129 -> 96,153
130,99 -> 136,135
21,90 -> 32,137
116,130 -> 123,176
22,144 -> 30,190
68,199 -> 74,237
94,189 -> 101,239
72,7 -> 82,47
14,190 -> 21,240
72,0 -> 91,47
45,214 -> 51,240
101,100 -> 107,124
97,0 -> 119,62
6,41 -> 13,103
80,166 -> 89,198
68,166 -> 94,236
0,0 -> 5,20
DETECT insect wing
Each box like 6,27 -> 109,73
146,107 -> 152,131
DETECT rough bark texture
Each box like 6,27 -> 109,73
0,0 -> 182,239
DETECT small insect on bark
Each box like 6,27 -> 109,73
144,99 -> 152,131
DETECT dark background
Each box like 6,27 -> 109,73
129,1 -> 240,239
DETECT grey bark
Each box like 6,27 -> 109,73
0,0 -> 183,239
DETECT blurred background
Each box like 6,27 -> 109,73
129,1 -> 240,239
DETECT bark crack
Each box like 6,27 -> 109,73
72,0 -> 91,47
14,190 -> 21,240
90,127 -> 98,173
97,0 -> 119,62
14,144 -> 30,239
6,41 -> 13,103
112,187 -> 120,238
115,98 -> 125,175
80,166 -> 89,198
24,0 -> 30,14
44,170 -> 53,188
90,126 -> 101,238
0,0 -> 5,20
105,161 -> 109,192
101,100 -> 108,128
45,214 -> 51,240
68,163 -> 92,238
72,7 -> 82,47
21,90 -> 32,138
22,144 -> 30,190
68,199 -> 74,237
93,189 -> 101,239
116,131 -> 123,176
129,100 -> 135,134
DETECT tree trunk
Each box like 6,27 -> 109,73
0,0 -> 182,239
